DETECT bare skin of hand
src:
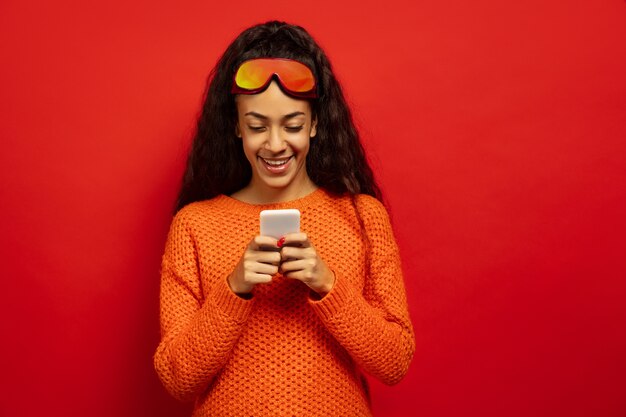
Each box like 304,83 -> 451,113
228,236 -> 281,294
279,233 -> 336,296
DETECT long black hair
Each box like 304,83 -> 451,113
174,21 -> 382,214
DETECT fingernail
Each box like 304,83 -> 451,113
277,237 -> 285,248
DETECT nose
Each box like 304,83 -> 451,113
265,128 -> 287,153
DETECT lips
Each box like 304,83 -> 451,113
259,156 -> 293,174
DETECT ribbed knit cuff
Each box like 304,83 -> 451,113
308,275 -> 355,322
209,276 -> 254,323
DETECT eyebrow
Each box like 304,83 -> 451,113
244,111 -> 306,120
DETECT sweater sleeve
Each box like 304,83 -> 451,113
153,208 -> 254,402
308,196 -> 415,385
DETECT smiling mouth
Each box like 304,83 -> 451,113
260,156 -> 293,166
258,155 -> 293,174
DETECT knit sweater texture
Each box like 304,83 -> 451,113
154,188 -> 415,416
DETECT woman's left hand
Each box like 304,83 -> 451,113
279,233 -> 335,296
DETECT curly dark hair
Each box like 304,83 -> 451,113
174,20 -> 382,213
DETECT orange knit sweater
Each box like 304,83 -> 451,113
154,188 -> 415,416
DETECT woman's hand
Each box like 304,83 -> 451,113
228,236 -> 281,295
279,233 -> 336,296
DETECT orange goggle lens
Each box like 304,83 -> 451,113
232,58 -> 317,98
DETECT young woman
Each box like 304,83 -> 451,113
154,21 -> 415,416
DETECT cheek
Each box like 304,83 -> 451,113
240,138 -> 259,163
291,135 -> 311,155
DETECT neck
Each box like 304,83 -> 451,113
234,176 -> 318,205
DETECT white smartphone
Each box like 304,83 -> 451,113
260,209 -> 300,239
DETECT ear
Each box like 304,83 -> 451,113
235,123 -> 242,138
310,117 -> 317,138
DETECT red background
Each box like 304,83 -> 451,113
1,1 -> 625,416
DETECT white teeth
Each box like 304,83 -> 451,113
262,157 -> 291,166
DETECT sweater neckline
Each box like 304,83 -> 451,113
216,187 -> 328,213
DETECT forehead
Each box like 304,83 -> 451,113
235,81 -> 311,118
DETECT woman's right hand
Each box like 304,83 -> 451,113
227,236 -> 281,295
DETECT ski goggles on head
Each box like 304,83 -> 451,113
231,58 -> 318,98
